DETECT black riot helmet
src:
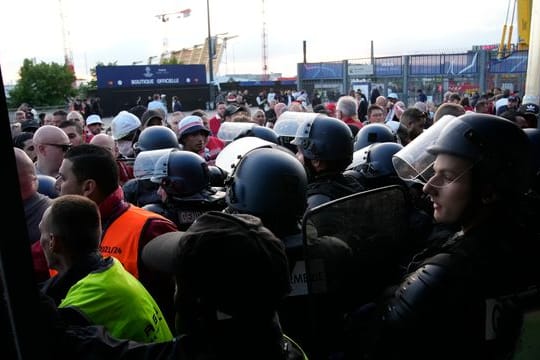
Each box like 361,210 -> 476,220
291,115 -> 354,164
207,165 -> 228,187
37,174 -> 59,199
234,124 -> 279,144
226,146 -> 308,218
354,123 -> 396,151
360,142 -> 404,179
151,149 -> 210,197
133,126 -> 179,156
427,113 -> 531,195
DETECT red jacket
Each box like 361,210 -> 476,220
201,136 -> 225,165
209,115 -> 222,136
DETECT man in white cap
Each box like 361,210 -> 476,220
85,114 -> 104,140
110,111 -> 142,158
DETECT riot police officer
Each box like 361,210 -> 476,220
350,114 -> 540,359
345,141 -> 435,282
122,126 -> 180,206
223,144 -> 354,359
144,149 -> 226,230
291,114 -> 364,210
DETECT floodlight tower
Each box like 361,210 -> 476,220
155,8 -> 191,61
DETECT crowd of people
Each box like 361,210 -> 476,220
6,86 -> 540,359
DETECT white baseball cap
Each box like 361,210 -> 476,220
86,114 -> 104,126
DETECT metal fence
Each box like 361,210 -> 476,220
299,49 -> 528,106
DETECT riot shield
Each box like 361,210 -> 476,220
304,184 -> 408,256
300,185 -> 409,357
303,184 -> 409,298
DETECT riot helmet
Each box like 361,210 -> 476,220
37,174 -> 59,198
216,122 -> 253,145
360,142 -> 404,179
142,211 -> 291,324
274,111 -> 316,153
234,124 -> 279,144
354,123 -> 396,151
207,165 -> 228,187
226,146 -> 307,218
151,150 -> 210,197
395,114 -> 531,195
133,126 -> 179,156
291,115 -> 354,163
392,114 -> 456,185
133,148 -> 173,179
215,136 -> 275,174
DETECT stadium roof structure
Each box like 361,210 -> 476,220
167,38 -> 225,74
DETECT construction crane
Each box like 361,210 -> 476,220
155,8 -> 191,62
58,0 -> 75,80
155,8 -> 191,22
219,34 -> 239,75
498,0 -> 532,59
261,0 -> 269,80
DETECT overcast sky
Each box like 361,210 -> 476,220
0,0 -> 515,84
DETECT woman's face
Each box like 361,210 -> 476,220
423,154 -> 473,224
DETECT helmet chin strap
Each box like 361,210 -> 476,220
303,160 -> 317,182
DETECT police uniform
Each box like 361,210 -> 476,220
144,189 -> 226,231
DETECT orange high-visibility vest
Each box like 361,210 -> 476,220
100,205 -> 167,278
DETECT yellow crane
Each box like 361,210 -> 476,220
498,0 -> 533,58
523,0 -> 539,107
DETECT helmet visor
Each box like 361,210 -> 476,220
274,111 -> 316,137
216,122 -> 255,145
215,136 -> 274,174
392,115 -> 455,185
133,148 -> 173,180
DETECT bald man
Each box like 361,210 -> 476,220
14,147 -> 52,244
33,125 -> 71,177
90,133 -> 117,155
90,133 -> 134,185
